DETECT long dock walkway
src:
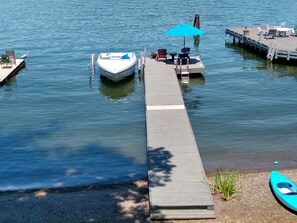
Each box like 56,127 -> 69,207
144,58 -> 215,220
0,59 -> 25,84
226,27 -> 297,62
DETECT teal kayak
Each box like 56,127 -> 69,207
270,171 -> 297,212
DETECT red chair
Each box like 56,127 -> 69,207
156,49 -> 167,61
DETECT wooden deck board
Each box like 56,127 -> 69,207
145,58 -> 214,220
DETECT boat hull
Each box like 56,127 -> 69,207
99,65 -> 136,82
270,171 -> 297,212
97,52 -> 136,82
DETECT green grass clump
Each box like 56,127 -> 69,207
213,169 -> 239,201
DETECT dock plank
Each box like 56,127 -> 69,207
145,58 -> 214,220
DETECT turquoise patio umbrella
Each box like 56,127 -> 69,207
164,23 -> 204,48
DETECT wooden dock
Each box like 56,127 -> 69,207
144,58 -> 215,220
226,27 -> 297,62
0,59 -> 25,84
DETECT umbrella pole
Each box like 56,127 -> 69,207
183,36 -> 185,48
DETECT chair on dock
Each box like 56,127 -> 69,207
176,53 -> 190,65
265,29 -> 277,39
156,48 -> 167,61
1,55 -> 12,68
294,25 -> 297,37
5,50 -> 16,65
179,48 -> 191,64
181,47 -> 191,54
258,24 -> 269,36
179,53 -> 190,59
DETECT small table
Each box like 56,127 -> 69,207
169,53 -> 177,61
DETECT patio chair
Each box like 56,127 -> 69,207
177,53 -> 190,65
178,53 -> 190,59
5,50 -> 16,64
1,55 -> 12,68
258,24 -> 269,36
181,47 -> 190,54
156,48 -> 167,61
294,25 -> 297,37
265,29 -> 277,39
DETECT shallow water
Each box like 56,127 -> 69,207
0,0 -> 297,190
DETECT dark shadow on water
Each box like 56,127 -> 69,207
99,75 -> 136,101
0,123 -> 146,191
0,133 -> 178,222
225,42 -> 263,61
1,75 -> 17,86
0,121 -> 151,222
0,76 -> 17,97
225,42 -> 297,80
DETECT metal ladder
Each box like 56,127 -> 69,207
176,58 -> 190,84
267,44 -> 276,61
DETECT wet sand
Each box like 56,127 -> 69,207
1,169 -> 297,223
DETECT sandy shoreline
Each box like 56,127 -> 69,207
1,169 -> 297,223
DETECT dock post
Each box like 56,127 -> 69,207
193,14 -> 201,48
193,14 -> 200,29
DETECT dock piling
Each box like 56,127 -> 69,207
193,14 -> 201,48
193,14 -> 200,29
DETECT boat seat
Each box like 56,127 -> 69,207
122,54 -> 130,59
101,56 -> 110,59
278,187 -> 291,194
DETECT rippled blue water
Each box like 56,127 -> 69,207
1,0 -> 297,190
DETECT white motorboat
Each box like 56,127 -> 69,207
97,52 -> 137,82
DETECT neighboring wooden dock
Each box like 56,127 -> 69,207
144,58 -> 214,220
226,27 -> 297,62
0,59 -> 25,84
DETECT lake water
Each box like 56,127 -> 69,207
1,0 -> 297,190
